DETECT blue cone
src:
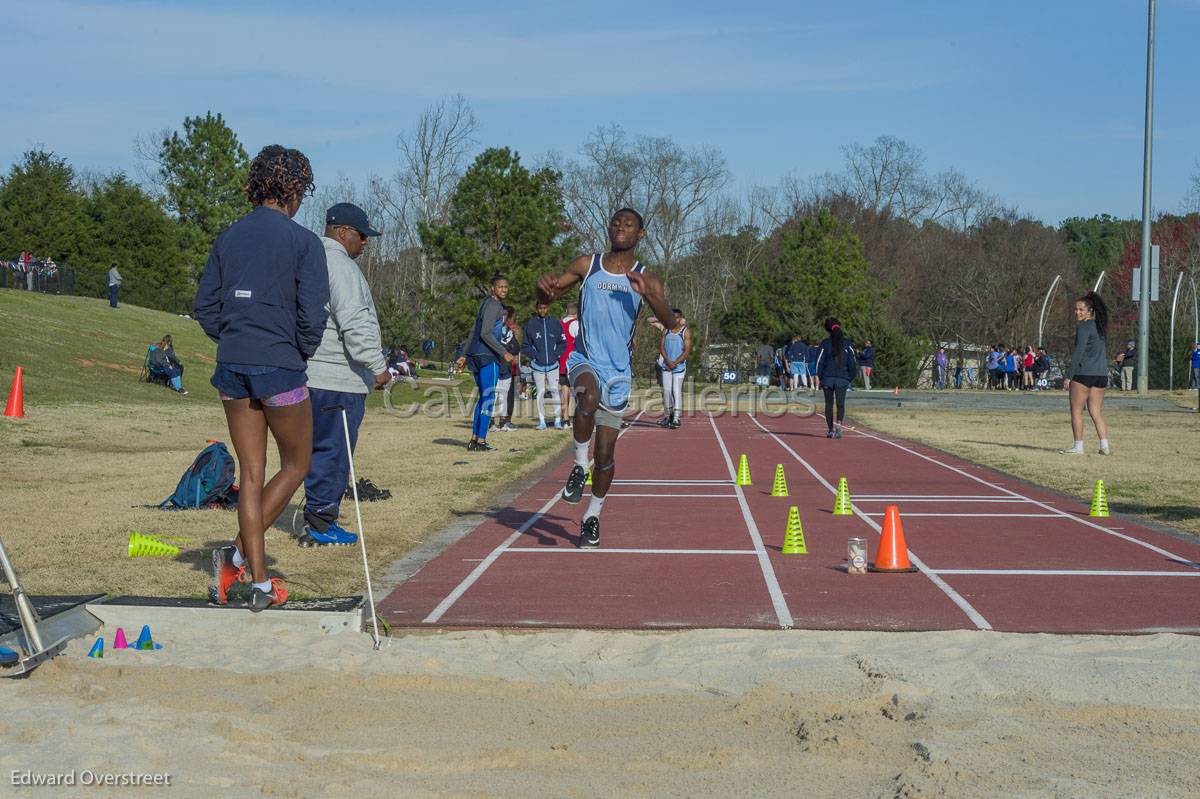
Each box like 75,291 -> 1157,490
1,645 -> 20,665
135,625 -> 154,651
87,638 -> 104,659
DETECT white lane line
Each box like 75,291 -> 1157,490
505,548 -> 758,555
863,513 -> 1061,518
853,498 -> 1037,504
850,427 -> 1200,570
612,479 -> 732,485
855,495 -> 1015,499
931,569 -> 1200,577
423,411 -> 645,624
708,414 -> 794,629
749,414 -> 992,631
578,492 -> 738,498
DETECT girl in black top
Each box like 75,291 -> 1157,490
813,317 -> 858,439
1061,291 -> 1111,455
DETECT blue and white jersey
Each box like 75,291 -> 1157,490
663,326 -> 687,374
574,253 -> 644,374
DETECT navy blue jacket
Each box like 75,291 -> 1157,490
813,337 -> 858,389
859,346 -> 875,367
194,206 -> 329,370
521,315 -> 567,370
465,295 -> 506,369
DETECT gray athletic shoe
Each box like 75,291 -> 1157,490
579,516 -> 600,549
562,465 -> 587,504
247,579 -> 287,613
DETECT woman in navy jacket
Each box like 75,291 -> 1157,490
193,145 -> 329,612
813,317 -> 858,439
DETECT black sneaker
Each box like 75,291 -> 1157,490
562,464 -> 587,504
657,418 -> 671,428
346,478 -> 391,502
669,417 -> 681,429
579,516 -> 600,548
833,428 -> 843,440
247,578 -> 288,613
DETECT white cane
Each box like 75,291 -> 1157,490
328,404 -> 382,650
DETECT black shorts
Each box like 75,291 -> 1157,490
559,372 -> 570,387
1071,374 -> 1108,389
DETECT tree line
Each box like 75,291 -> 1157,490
2,101 -> 1197,387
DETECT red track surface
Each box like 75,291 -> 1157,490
379,410 -> 1200,634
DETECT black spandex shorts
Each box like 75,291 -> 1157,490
1071,374 -> 1108,389
559,372 -> 570,387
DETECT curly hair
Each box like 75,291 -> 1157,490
244,145 -> 314,207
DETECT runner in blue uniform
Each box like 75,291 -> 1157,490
536,209 -> 676,548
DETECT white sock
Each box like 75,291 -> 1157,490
574,440 -> 590,470
1072,440 -> 1084,452
586,493 -> 606,519
231,548 -> 245,568
253,579 -> 273,593
1100,439 -> 1110,449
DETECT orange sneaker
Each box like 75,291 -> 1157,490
208,545 -> 245,605
248,578 -> 288,612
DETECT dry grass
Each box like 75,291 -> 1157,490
0,401 -> 567,599
850,404 -> 1200,538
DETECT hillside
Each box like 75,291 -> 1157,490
0,289 -> 217,406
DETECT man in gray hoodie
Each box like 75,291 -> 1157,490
297,203 -> 389,547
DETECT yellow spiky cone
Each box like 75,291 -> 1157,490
736,454 -> 752,486
586,469 -> 592,486
128,531 -> 181,558
782,506 -> 807,554
771,464 -> 788,497
833,477 -> 853,516
1089,479 -> 1110,518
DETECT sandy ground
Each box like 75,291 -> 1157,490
3,625 -> 1199,798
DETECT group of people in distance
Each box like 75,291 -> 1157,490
983,345 -> 1053,390
194,145 -> 396,611
757,336 -> 876,394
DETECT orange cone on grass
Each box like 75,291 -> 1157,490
3,366 -> 24,418
869,505 -> 918,573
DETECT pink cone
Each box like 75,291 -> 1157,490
113,627 -> 128,649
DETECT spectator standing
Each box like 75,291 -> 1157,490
194,144 -> 328,611
421,338 -> 436,362
935,347 -> 948,389
985,345 -> 1000,389
558,302 -> 579,428
107,263 -> 123,308
1117,340 -> 1136,391
522,300 -> 567,429
455,274 -> 510,451
858,340 -> 874,389
491,306 -> 520,431
658,309 -> 691,429
1191,342 -> 1200,390
1061,291 -> 1111,455
807,339 -> 822,392
300,202 -> 389,547
785,335 -> 807,392
755,340 -> 774,382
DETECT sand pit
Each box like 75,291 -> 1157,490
3,625 -> 1199,797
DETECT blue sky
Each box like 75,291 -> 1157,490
3,0 -> 1199,225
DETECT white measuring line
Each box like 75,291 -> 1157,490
611,479 -> 732,485
850,427 -> 1200,570
749,414 -> 992,630
862,513 -> 1061,518
708,414 -> 794,629
576,492 -> 738,498
423,410 -> 646,624
506,548 -> 758,555
931,569 -> 1200,577
854,494 -> 1030,500
853,498 -> 1037,504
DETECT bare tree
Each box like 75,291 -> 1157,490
554,124 -> 639,252
1186,160 -> 1200,214
372,94 -> 478,293
927,168 -> 1001,232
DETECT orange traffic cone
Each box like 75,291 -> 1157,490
870,505 -> 917,573
3,367 -> 24,418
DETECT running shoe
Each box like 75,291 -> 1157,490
657,418 -> 672,428
248,578 -> 288,613
827,430 -> 835,439
579,516 -> 600,549
554,420 -> 565,430
834,428 -> 843,439
298,521 -> 358,547
1057,448 -> 1085,455
1099,445 -> 1112,456
669,418 -> 681,429
501,422 -> 517,432
562,464 -> 588,504
208,545 -> 245,605
468,440 -> 497,452
537,420 -> 548,430
345,478 -> 391,502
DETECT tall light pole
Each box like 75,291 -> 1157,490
1136,0 -> 1156,394
1038,274 -> 1062,349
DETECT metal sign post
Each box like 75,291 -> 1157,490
0,536 -> 69,677
1136,0 -> 1156,394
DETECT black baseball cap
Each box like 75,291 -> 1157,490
326,203 -> 381,237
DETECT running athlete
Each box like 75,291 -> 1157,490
536,209 -> 676,548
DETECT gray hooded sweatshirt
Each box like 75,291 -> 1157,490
305,237 -> 387,394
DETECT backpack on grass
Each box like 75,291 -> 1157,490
160,441 -> 238,510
